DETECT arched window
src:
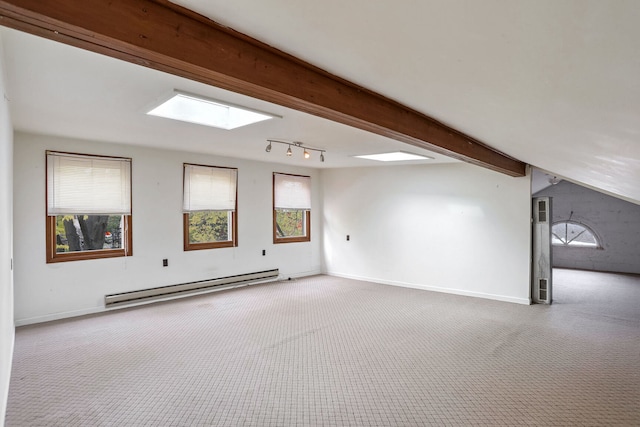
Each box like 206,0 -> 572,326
551,221 -> 600,248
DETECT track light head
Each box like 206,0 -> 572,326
304,149 -> 310,159
266,141 -> 272,152
286,145 -> 293,156
320,152 -> 325,162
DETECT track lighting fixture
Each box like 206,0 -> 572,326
265,139 -> 326,162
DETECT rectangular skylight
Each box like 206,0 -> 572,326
354,151 -> 433,162
147,91 -> 278,130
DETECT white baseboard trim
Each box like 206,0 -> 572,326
15,271 -> 323,326
327,272 -> 531,305
15,306 -> 105,326
277,269 -> 322,281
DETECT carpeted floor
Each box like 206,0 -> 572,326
5,269 -> 640,426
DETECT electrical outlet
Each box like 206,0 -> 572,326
346,235 -> 350,241
162,258 -> 168,267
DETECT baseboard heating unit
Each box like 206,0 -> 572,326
105,269 -> 279,308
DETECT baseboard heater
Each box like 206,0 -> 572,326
104,269 -> 279,308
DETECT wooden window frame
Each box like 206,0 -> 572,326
183,163 -> 238,251
183,211 -> 238,251
273,173 -> 311,244
46,150 -> 133,263
273,210 -> 311,244
46,215 -> 132,263
44,151 -> 133,264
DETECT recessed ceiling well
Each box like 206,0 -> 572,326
147,90 -> 280,130
354,152 -> 433,162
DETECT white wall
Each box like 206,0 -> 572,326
322,163 -> 532,304
13,133 -> 321,325
0,33 -> 15,427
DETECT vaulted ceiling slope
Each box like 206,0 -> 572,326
1,1 -> 639,202
0,26 -> 459,169
172,0 -> 640,203
0,0 -> 522,175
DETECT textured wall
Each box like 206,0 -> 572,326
535,181 -> 640,274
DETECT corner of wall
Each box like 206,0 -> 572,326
0,29 -> 16,426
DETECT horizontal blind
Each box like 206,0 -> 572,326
47,152 -> 132,215
183,164 -> 237,212
274,173 -> 311,210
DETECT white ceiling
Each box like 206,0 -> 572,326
2,1 -> 640,202
0,27 -> 454,169
170,0 -> 640,202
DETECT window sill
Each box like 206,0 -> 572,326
47,248 -> 129,263
184,241 -> 236,251
273,236 -> 310,244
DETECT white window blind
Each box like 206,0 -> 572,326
274,173 -> 311,210
183,164 -> 237,212
47,152 -> 132,215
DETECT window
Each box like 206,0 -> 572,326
273,173 -> 311,243
552,221 -> 600,248
183,164 -> 237,250
46,151 -> 132,263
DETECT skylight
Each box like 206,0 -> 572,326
354,152 -> 433,162
147,91 -> 278,130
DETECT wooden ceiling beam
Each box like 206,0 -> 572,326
0,0 -> 526,176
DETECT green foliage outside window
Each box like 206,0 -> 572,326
275,209 -> 305,238
188,211 -> 230,243
55,215 -> 72,250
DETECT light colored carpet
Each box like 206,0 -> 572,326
5,270 -> 640,426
